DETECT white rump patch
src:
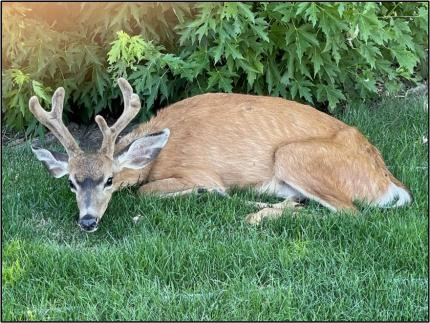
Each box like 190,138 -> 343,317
375,182 -> 412,208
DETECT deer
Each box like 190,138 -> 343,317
29,78 -> 412,232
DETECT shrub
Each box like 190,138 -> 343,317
2,2 -> 428,133
2,3 -> 191,132
109,2 -> 428,114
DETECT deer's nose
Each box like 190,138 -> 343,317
78,215 -> 98,232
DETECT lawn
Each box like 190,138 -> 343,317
2,94 -> 428,321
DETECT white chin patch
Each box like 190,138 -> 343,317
78,225 -> 98,233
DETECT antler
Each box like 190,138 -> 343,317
29,87 -> 82,156
95,78 -> 141,157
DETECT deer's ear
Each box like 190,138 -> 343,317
116,128 -> 170,170
31,145 -> 69,178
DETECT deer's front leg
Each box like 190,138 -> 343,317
138,178 -> 226,197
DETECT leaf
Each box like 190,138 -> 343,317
284,27 -> 295,46
85,46 -> 102,65
32,80 -> 51,104
273,3 -> 296,24
221,3 -> 239,20
207,68 -> 236,92
265,57 -> 281,94
304,3 -> 319,27
416,6 -> 428,33
237,55 -> 264,87
218,75 -> 234,92
357,8 -> 383,43
298,60 -> 312,80
224,42 -> 243,60
295,3 -> 310,16
280,49 -> 295,86
212,43 -> 224,63
297,26 -> 319,47
93,67 -> 109,97
376,59 -> 396,80
318,5 -> 348,38
337,3 -> 345,17
250,18 -> 269,42
355,72 -> 377,96
107,31 -> 127,64
10,69 -> 30,86
391,19 -> 415,50
146,76 -> 160,109
159,75 -> 170,100
236,2 -> 255,23
317,84 -> 345,110
358,43 -> 382,69
311,50 -> 323,77
294,25 -> 319,63
326,86 -> 345,109
391,47 -> 418,74
384,80 -> 401,95
297,81 -> 313,103
196,23 -> 209,43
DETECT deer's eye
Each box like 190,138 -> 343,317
68,179 -> 75,189
105,177 -> 113,187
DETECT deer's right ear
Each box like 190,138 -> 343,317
31,145 -> 69,178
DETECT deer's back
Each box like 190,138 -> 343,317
119,93 -> 347,186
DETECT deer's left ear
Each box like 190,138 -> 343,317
31,145 -> 69,178
116,128 -> 170,170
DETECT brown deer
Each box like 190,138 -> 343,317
29,78 -> 412,232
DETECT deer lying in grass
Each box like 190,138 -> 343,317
30,78 -> 412,232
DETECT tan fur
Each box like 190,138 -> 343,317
116,94 -> 345,185
115,93 -> 410,218
68,154 -> 112,182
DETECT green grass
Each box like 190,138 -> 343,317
2,94 -> 428,321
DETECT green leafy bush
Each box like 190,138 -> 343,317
2,2 -> 428,133
109,2 -> 428,113
2,3 -> 191,132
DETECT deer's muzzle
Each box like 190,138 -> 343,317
78,214 -> 99,232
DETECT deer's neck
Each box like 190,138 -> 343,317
113,120 -> 160,189
115,163 -> 153,189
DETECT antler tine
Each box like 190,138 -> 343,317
96,78 -> 141,157
29,87 -> 82,156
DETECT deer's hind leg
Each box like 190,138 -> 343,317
269,143 -> 358,214
270,127 -> 394,214
245,128 -> 392,224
